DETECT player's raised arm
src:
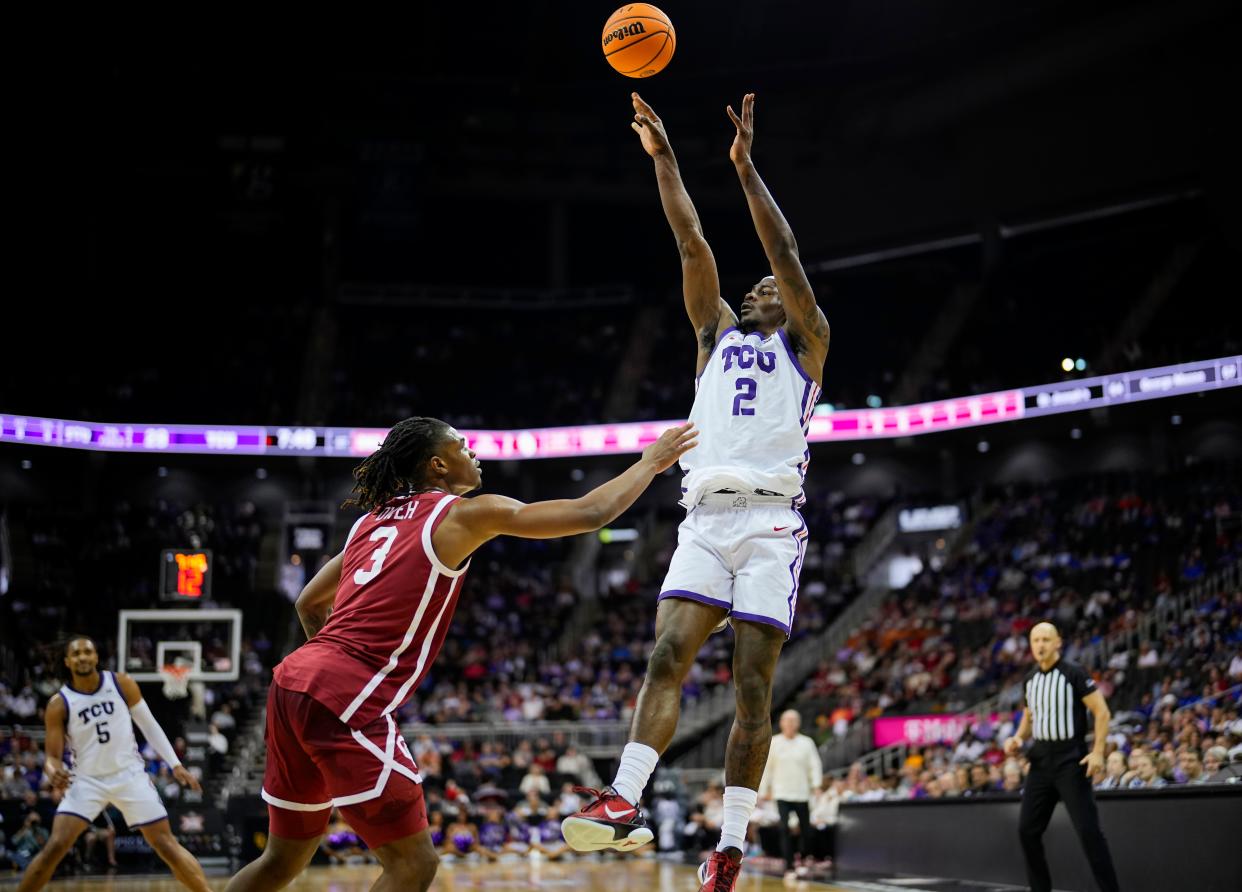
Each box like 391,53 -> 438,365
437,423 -> 696,556
728,94 -> 830,364
41,695 -> 72,791
631,93 -> 736,356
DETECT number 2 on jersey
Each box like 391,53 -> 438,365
354,526 -> 398,585
732,378 -> 757,416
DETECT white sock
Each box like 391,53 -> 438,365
716,786 -> 758,854
611,742 -> 659,806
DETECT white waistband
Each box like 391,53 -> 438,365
697,490 -> 794,508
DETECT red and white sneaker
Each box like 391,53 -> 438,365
696,847 -> 744,891
560,786 -> 654,852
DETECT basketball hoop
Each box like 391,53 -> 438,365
160,664 -> 191,700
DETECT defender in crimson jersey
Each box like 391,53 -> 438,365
225,416 -> 696,892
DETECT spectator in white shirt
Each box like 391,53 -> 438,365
555,745 -> 600,787
207,724 -> 229,756
519,763 -> 551,797
210,703 -> 236,733
1228,654 -> 1242,681
808,778 -> 841,862
759,710 -> 822,879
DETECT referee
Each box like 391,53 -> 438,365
1004,622 -> 1121,892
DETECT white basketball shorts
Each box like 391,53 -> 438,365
658,500 -> 808,637
57,762 -> 168,828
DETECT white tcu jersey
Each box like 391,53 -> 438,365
59,672 -> 143,777
680,326 -> 821,510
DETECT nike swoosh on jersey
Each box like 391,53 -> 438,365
773,526 -> 789,532
604,805 -> 636,820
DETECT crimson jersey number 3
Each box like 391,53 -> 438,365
354,526 -> 398,584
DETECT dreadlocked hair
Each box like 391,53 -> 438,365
344,417 -> 452,512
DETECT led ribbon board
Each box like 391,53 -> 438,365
2,355 -> 1237,460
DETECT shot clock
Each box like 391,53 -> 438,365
160,549 -> 212,601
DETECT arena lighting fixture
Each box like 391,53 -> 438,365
1061,357 -> 1075,372
2,355 -> 1238,460
1075,358 -> 1087,372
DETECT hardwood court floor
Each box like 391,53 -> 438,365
35,857 -> 846,890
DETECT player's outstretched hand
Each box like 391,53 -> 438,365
173,765 -> 203,793
631,92 -> 672,157
643,422 -> 698,473
44,761 -> 71,791
726,92 -> 755,165
1079,751 -> 1105,780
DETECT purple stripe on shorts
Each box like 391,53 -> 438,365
658,589 -> 731,611
55,811 -> 93,824
785,513 -> 808,631
127,814 -> 170,829
730,611 -> 791,636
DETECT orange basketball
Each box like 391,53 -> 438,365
602,4 -> 676,78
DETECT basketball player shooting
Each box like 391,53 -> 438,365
18,637 -> 211,892
225,418 -> 696,892
562,93 -> 829,892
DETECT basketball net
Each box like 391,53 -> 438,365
160,664 -> 191,700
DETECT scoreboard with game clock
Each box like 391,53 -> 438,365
160,549 -> 212,601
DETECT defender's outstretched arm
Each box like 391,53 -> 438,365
434,423 -> 696,563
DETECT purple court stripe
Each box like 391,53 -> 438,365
730,611 -> 791,636
127,814 -> 170,829
658,589 -> 731,611
56,811 -> 93,824
778,328 -> 814,385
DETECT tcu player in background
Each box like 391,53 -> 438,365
19,637 -> 211,892
226,417 -> 696,892
562,93 -> 830,892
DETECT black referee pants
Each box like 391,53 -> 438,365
776,800 -> 811,869
1018,746 -> 1120,892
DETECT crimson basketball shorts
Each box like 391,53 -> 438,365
260,682 -> 427,849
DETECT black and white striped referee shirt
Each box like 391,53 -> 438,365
1022,659 -> 1095,746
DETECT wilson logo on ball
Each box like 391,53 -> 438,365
603,22 -> 647,48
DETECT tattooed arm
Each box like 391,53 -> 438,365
728,93 -> 830,382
